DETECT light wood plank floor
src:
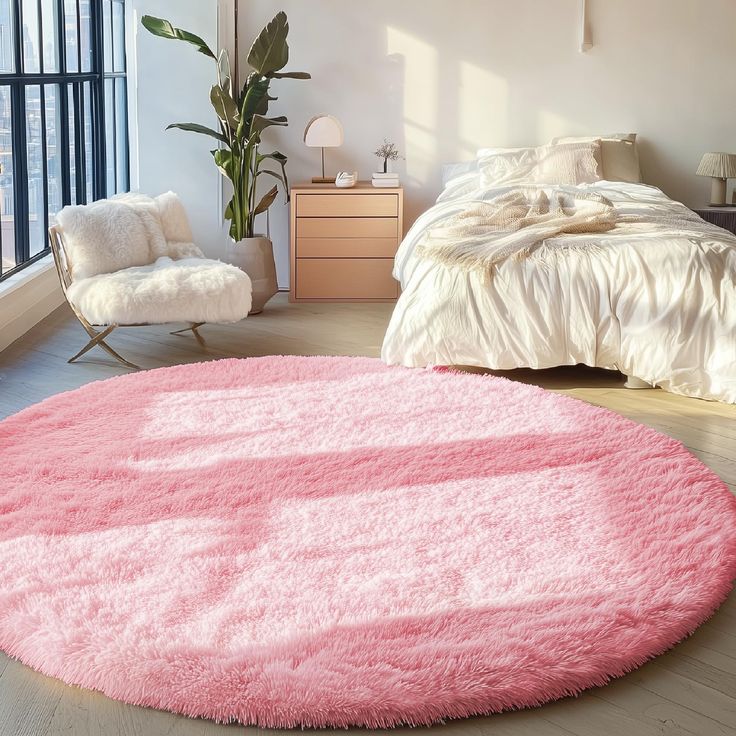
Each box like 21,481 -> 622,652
0,293 -> 734,736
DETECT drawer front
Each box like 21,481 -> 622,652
296,258 -> 398,300
297,217 -> 398,239
297,237 -> 398,259
297,193 -> 398,218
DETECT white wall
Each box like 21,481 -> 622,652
234,0 -> 736,286
130,1 -> 736,287
130,0 -> 228,258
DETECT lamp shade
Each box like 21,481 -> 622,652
696,152 -> 736,179
304,115 -> 344,148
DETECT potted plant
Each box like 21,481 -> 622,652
141,12 -> 310,313
374,139 -> 402,174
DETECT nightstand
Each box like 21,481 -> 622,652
289,182 -> 403,302
693,206 -> 736,235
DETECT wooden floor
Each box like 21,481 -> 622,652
0,293 -> 735,736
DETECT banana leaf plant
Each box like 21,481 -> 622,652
141,12 -> 310,242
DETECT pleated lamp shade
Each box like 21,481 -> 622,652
696,152 -> 736,206
696,152 -> 736,179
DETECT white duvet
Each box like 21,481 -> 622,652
382,179 -> 736,403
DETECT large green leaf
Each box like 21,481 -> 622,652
257,151 -> 288,165
238,71 -> 258,109
141,16 -> 216,59
210,85 -> 240,131
267,71 -> 311,80
238,71 -> 278,110
253,185 -> 279,216
238,77 -> 271,137
250,114 -> 288,138
166,122 -> 227,143
212,148 -> 235,180
247,12 -> 289,75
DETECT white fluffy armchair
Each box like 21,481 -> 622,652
50,192 -> 252,368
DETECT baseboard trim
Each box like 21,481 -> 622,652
0,257 -> 65,354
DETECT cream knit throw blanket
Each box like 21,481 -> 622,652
416,188 -> 617,272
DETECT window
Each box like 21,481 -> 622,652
0,0 -> 129,281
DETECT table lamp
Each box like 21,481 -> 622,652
304,115 -> 344,183
696,152 -> 736,206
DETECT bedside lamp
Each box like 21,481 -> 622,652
696,152 -> 736,206
304,115 -> 344,183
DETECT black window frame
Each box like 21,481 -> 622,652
0,0 -> 129,282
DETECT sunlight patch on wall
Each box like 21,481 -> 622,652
459,61 -> 508,156
537,109 -> 579,144
386,26 -> 438,184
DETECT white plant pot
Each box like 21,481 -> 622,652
225,236 -> 278,315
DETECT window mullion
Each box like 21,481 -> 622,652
57,0 -> 67,74
10,0 -> 26,263
58,84 -> 71,207
72,82 -> 84,202
37,0 -> 44,74
75,0 -> 82,71
90,0 -> 106,199
13,0 -> 22,74
107,0 -> 113,73
111,80 -> 116,190
39,84 -> 49,242
56,0 -> 70,206
11,83 -> 28,265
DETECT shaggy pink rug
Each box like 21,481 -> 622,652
1,356 -> 735,728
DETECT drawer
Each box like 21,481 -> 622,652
297,237 -> 398,259
297,217 -> 398,239
297,193 -> 398,218
296,258 -> 398,300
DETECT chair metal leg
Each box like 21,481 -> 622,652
170,323 -> 207,348
96,339 -> 141,370
68,325 -> 139,370
52,228 -> 139,370
68,325 -> 115,362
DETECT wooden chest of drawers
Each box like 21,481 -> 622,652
289,182 -> 403,302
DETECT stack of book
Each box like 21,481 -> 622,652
372,172 -> 400,188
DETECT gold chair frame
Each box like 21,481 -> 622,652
49,226 -> 207,370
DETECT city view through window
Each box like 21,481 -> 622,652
0,0 -> 128,279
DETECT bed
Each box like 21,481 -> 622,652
381,136 -> 736,403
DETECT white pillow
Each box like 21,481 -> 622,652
477,146 -> 539,187
477,141 -> 601,187
57,199 -> 161,281
58,193 -> 201,281
114,191 -> 194,244
112,192 -> 202,261
535,142 -> 602,185
551,134 -> 641,183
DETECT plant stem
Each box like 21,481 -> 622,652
252,144 -> 259,236
245,146 -> 253,238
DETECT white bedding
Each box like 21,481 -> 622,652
381,179 -> 736,403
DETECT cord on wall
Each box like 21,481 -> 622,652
580,0 -> 593,53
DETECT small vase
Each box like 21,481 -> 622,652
225,236 -> 278,315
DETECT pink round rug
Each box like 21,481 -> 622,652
1,356 -> 735,728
